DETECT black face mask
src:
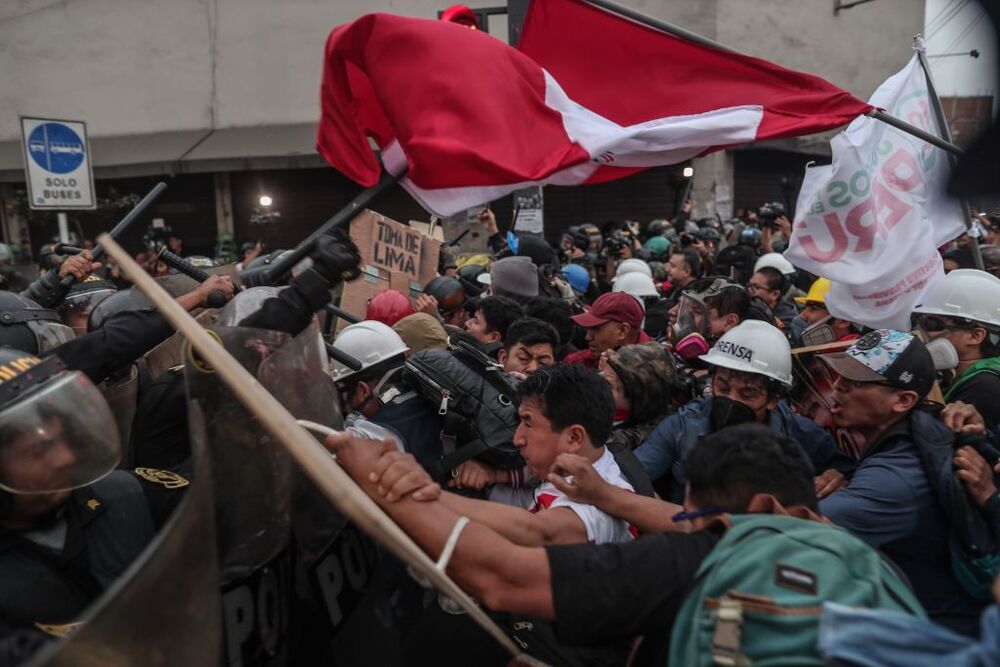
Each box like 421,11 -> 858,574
709,396 -> 758,432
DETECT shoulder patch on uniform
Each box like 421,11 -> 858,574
35,621 -> 84,637
134,467 -> 190,489
85,498 -> 101,512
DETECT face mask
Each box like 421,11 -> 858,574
674,332 -> 709,360
801,316 -> 836,347
925,337 -> 959,371
709,396 -> 758,432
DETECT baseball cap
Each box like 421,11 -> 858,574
571,292 -> 644,330
819,329 -> 935,397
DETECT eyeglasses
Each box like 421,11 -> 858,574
802,301 -> 826,311
746,282 -> 771,293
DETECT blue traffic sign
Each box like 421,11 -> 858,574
27,122 -> 86,174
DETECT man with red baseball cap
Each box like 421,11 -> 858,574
564,292 -> 651,369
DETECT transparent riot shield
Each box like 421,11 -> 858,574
27,403 -> 222,667
184,325 -> 294,584
185,325 -> 297,667
154,273 -> 200,298
259,323 -> 388,658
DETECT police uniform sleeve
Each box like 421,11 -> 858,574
18,270 -> 62,309
50,309 -> 174,384
129,463 -> 192,530
545,530 -> 719,646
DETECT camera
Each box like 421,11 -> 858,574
680,232 -> 696,247
757,201 -> 786,229
604,230 -> 630,257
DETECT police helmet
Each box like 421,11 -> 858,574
0,293 -> 75,355
59,276 -> 117,335
87,288 -> 155,333
0,349 -> 120,500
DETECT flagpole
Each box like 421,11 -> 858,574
579,0 -> 964,157
914,36 -> 984,270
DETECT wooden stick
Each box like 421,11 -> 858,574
790,339 -> 855,356
98,233 -> 522,657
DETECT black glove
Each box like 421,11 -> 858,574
311,233 -> 362,284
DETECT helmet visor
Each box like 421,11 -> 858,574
27,320 -> 76,354
0,372 -> 120,494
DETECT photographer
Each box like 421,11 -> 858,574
757,201 -> 792,254
602,223 -> 641,286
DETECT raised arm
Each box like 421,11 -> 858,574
548,453 -> 689,535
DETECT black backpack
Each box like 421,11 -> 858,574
403,339 -> 524,481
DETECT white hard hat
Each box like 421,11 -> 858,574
331,320 -> 409,382
612,272 -> 658,298
613,258 -> 652,280
913,269 -> 1000,329
699,320 -> 792,386
754,253 -> 796,276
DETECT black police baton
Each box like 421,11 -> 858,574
52,181 -> 168,301
324,303 -> 361,325
156,247 -> 234,309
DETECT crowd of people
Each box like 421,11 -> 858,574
1,199 -> 1000,666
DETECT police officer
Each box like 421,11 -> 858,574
0,349 -> 181,664
129,233 -> 362,468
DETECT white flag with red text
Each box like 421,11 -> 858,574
786,46 -> 965,331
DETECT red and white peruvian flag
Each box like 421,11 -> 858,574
317,1 -> 872,217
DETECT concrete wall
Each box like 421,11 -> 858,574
719,0 -> 922,101
0,0 -> 922,145
0,0 -> 447,143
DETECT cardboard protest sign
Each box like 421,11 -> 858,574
338,210 -> 439,329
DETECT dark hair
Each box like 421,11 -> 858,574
704,285 -> 749,321
519,364 -> 614,447
476,296 -> 523,340
755,266 -> 784,292
523,297 -> 573,349
684,423 -> 817,512
671,249 -> 702,278
504,317 -> 560,351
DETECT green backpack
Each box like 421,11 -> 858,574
668,514 -> 926,666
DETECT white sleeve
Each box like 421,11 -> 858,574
548,494 -> 629,544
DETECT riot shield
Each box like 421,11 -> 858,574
143,309 -> 218,381
154,272 -> 200,298
258,321 -> 347,561
185,324 -> 298,667
28,403 -> 222,667
99,364 -> 140,468
257,322 -> 387,661
184,325 -> 295,584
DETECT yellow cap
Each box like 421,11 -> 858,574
795,277 -> 831,305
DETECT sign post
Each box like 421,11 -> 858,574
20,116 -> 96,242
